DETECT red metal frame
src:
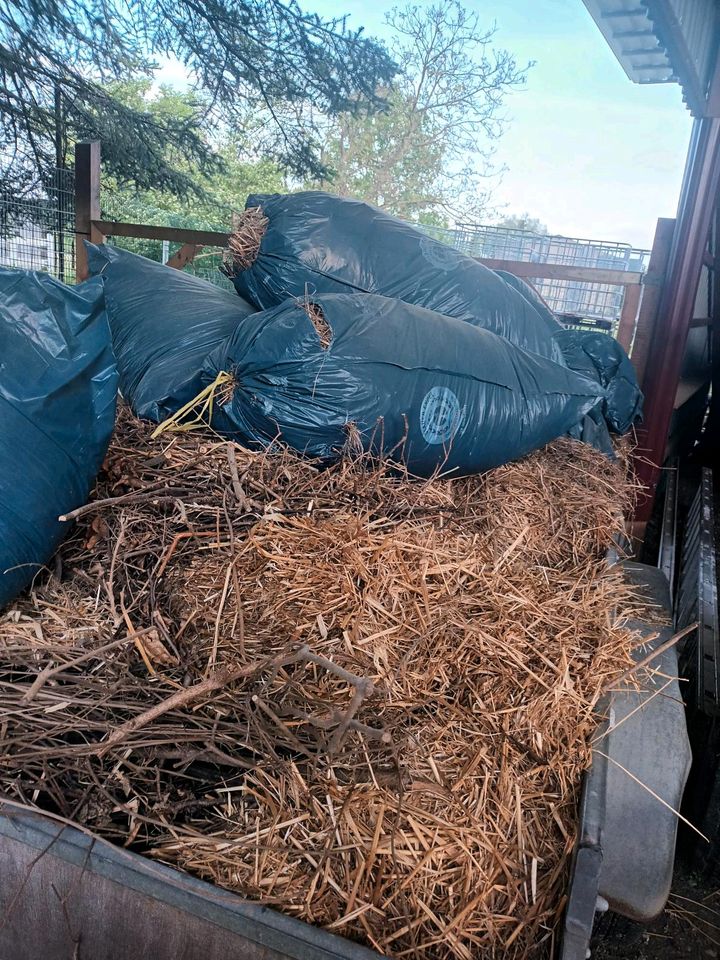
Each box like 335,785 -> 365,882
635,117 -> 720,521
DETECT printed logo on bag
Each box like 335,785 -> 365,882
420,386 -> 463,445
419,235 -> 459,272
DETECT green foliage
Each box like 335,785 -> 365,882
0,0 -> 396,194
101,82 -> 286,261
315,0 -> 529,223
0,1 -> 218,197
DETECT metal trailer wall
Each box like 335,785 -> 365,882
0,806 -> 381,960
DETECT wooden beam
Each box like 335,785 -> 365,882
92,220 -> 229,247
629,217 -> 676,387
74,142 -> 101,282
476,257 -> 643,286
616,280 -> 642,351
165,243 -> 204,270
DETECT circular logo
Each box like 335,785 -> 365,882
420,386 -> 462,445
419,235 -> 459,272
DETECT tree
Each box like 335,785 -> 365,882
497,213 -> 548,234
100,80 -> 287,260
315,0 -> 529,222
0,0 -> 396,195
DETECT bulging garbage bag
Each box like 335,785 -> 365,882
190,292 -> 604,477
87,242 -> 256,421
554,328 -> 643,434
0,269 -> 117,607
224,191 -> 564,363
494,269 -> 560,330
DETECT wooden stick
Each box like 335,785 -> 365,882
59,487 -> 191,522
98,655 -> 284,753
227,443 -> 247,509
22,627 -> 157,703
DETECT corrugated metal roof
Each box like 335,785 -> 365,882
582,0 -> 720,115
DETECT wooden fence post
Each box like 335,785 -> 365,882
630,218 -> 676,387
616,281 -> 642,351
74,142 -> 101,282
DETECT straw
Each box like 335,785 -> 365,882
221,206 -> 269,276
0,407 -> 647,959
151,370 -> 236,438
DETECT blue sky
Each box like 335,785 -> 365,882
158,0 -> 693,249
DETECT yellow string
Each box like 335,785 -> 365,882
151,370 -> 234,438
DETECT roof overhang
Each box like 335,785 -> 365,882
582,0 -> 720,116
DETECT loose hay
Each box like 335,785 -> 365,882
222,205 -> 268,275
0,409 -> 643,958
305,299 -> 333,348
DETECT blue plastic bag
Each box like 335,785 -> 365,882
226,192 -> 564,363
554,329 -> 643,434
197,292 -> 604,476
0,269 -> 117,607
87,242 -> 256,420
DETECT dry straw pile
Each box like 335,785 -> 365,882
0,409 -> 640,958
221,205 -> 269,275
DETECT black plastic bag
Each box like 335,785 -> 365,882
494,269 -> 560,330
0,269 -> 117,607
227,192 -> 564,363
87,243 -> 256,420
194,292 -> 604,477
553,328 -> 643,434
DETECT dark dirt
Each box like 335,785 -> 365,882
592,868 -> 720,960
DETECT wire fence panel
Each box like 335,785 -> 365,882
423,223 -> 650,328
100,191 -> 235,290
0,169 -> 76,281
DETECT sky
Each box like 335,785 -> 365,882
157,0 -> 693,250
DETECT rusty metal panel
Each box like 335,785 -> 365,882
634,115 -> 720,521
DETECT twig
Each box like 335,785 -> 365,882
22,628 -> 156,703
59,488 -> 191,523
602,622 -> 697,693
97,652 -> 297,753
227,443 -> 247,509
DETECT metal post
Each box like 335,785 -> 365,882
74,142 -> 101,282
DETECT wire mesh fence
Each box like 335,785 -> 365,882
100,192 -> 236,291
0,168 -> 76,281
423,223 -> 649,328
